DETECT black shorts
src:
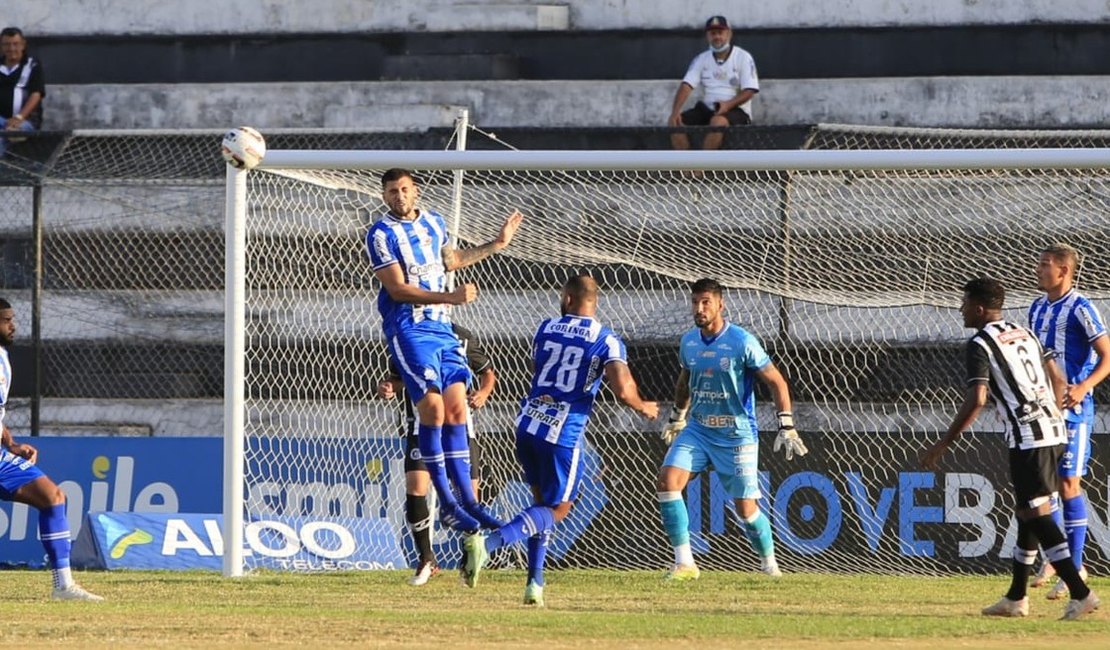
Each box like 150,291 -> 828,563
1009,444 -> 1063,508
681,101 -> 751,126
402,425 -> 485,481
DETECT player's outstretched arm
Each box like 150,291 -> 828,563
443,210 -> 524,272
604,361 -> 659,420
922,384 -> 987,470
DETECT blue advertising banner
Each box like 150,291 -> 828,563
72,512 -> 405,571
0,437 -> 222,567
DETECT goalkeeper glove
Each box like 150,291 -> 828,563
773,411 -> 808,461
661,406 -> 688,445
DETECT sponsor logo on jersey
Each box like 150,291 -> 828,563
407,261 -> 444,279
998,329 -> 1029,344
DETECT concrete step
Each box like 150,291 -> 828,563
43,77 -> 1110,131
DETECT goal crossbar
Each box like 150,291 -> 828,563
259,148 -> 1110,172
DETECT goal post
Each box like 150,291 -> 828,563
224,145 -> 1110,577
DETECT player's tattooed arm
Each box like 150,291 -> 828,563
443,210 -> 524,271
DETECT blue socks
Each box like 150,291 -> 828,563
740,509 -> 774,558
527,531 -> 551,587
417,424 -> 478,531
485,505 -> 555,554
1062,494 -> 1089,570
39,503 -> 74,589
442,423 -> 503,529
657,491 -> 689,547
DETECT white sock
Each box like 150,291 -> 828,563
53,566 -> 74,590
674,543 -> 694,566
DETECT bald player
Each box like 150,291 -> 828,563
462,274 -> 659,607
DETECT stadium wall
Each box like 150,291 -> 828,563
7,0 -> 1109,33
44,77 -> 1110,130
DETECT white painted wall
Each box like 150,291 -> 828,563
4,0 -> 1108,35
45,77 -> 1110,130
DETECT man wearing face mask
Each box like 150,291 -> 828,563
668,16 -> 760,151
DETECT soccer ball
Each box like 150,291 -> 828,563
221,126 -> 266,170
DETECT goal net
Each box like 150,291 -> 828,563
226,142 -> 1110,576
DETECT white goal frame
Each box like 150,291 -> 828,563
223,146 -> 1110,577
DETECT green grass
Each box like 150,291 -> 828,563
2,569 -> 1106,648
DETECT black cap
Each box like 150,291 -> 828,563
704,15 -> 730,31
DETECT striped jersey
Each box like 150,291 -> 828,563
679,322 -> 771,445
966,320 -> 1065,450
515,315 -> 626,448
366,208 -> 452,338
1028,289 -> 1106,421
0,347 -> 9,425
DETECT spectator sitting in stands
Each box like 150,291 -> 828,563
1,26 -> 45,158
668,16 -> 759,151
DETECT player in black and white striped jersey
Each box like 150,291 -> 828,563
922,277 -> 1098,621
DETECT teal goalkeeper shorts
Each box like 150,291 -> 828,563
662,425 -> 761,500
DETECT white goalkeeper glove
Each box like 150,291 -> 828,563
661,406 -> 688,445
773,411 -> 808,461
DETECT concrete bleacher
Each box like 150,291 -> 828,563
8,0 -> 1110,131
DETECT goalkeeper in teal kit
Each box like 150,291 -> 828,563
656,278 -> 807,579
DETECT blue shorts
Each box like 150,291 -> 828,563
0,449 -> 45,500
515,432 -> 582,507
1059,418 -> 1093,478
387,323 -> 470,403
662,425 -> 760,500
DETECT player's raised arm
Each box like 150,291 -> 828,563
604,361 -> 658,420
443,210 -> 524,271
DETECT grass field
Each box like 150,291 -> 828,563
2,568 -> 1106,648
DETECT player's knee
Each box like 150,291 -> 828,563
552,501 -> 574,522
656,468 -> 685,492
1060,476 -> 1082,497
708,115 -> 729,126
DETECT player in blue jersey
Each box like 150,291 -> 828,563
368,168 -> 523,533
0,298 -> 102,601
462,274 -> 659,606
656,278 -> 806,580
377,322 -> 497,586
1027,243 -> 1110,599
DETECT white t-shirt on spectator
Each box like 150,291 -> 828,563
681,45 -> 759,118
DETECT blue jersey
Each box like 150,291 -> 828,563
516,315 -> 627,448
679,322 -> 771,444
1029,289 -> 1107,420
366,208 -> 452,339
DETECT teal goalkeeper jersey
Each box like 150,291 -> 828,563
679,322 -> 771,445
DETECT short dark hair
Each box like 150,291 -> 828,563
962,276 -> 1005,311
564,273 -> 599,303
691,278 -> 724,297
0,298 -> 11,310
1,27 -> 24,39
380,168 -> 414,188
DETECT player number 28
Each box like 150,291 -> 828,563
536,341 -> 584,392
